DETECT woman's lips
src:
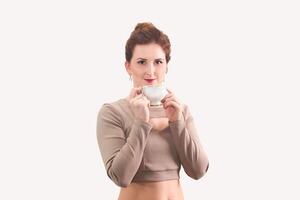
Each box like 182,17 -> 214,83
144,79 -> 156,83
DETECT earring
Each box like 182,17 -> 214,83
166,67 -> 168,74
129,75 -> 132,81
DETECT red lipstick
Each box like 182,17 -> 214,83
144,79 -> 156,84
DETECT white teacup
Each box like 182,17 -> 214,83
142,82 -> 168,106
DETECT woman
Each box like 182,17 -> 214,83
97,22 -> 209,200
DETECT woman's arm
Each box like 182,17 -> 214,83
169,105 -> 209,180
96,103 -> 152,187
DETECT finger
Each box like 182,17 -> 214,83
134,87 -> 143,96
166,88 -> 173,94
161,93 -> 173,102
162,94 -> 179,103
163,96 -> 179,104
143,97 -> 150,107
133,93 -> 144,100
135,96 -> 150,107
132,94 -> 149,104
136,88 -> 142,95
164,100 -> 181,110
162,88 -> 174,101
130,93 -> 143,104
129,87 -> 142,98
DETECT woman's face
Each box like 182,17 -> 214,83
125,43 -> 168,87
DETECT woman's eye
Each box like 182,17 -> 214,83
138,61 -> 145,64
155,60 -> 163,64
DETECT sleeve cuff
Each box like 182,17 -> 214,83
169,118 -> 185,127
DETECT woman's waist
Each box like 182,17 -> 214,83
118,179 -> 184,200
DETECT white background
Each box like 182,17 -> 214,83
1,0 -> 299,199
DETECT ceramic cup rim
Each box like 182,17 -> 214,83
142,81 -> 166,89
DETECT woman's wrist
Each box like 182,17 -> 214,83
168,112 -> 184,123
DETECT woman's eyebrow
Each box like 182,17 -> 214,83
136,57 -> 165,61
137,58 -> 147,60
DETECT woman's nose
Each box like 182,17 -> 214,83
146,63 -> 155,75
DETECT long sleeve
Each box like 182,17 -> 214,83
96,103 -> 153,187
169,105 -> 209,180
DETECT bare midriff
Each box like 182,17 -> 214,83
118,179 -> 184,200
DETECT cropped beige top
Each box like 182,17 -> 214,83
96,98 -> 209,187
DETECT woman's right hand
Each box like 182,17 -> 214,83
127,87 -> 151,123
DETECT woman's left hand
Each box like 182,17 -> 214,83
161,89 -> 183,122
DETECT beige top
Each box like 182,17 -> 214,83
96,98 -> 209,188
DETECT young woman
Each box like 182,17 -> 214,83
97,22 -> 209,200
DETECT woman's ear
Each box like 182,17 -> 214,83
125,61 -> 131,75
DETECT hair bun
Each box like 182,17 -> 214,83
134,22 -> 155,31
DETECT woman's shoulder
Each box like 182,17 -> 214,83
97,98 -> 130,119
100,98 -> 126,108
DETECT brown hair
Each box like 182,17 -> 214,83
125,22 -> 171,63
